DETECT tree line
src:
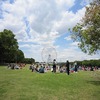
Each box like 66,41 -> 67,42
0,29 -> 35,64
59,59 -> 100,67
75,59 -> 100,67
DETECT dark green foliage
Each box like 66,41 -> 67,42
0,29 -> 35,63
82,59 -> 100,67
16,49 -> 25,63
24,58 -> 35,64
0,29 -> 19,63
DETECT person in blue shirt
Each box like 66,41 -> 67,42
39,64 -> 44,73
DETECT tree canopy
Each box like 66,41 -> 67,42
0,29 -> 35,63
0,29 -> 19,62
70,0 -> 100,54
24,58 -> 35,64
16,49 -> 25,63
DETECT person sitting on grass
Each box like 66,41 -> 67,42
59,66 -> 63,73
29,64 -> 33,70
31,64 -> 35,72
39,64 -> 44,73
34,64 -> 39,72
7,63 -> 11,69
15,64 -> 20,69
90,66 -> 94,71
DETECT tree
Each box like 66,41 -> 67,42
70,0 -> 100,54
16,49 -> 25,63
0,29 -> 36,64
24,58 -> 35,64
0,29 -> 19,63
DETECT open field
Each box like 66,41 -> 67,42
0,65 -> 100,100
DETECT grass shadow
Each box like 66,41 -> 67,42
87,80 -> 100,86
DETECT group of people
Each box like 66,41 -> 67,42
7,63 -> 26,69
29,59 -> 75,75
29,64 -> 45,73
7,60 -> 99,74
52,59 -> 78,75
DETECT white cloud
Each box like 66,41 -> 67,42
0,0 -> 99,62
57,47 -> 100,62
64,36 -> 71,41
55,0 -> 75,10
71,42 -> 80,46
19,43 -> 43,61
0,0 -> 85,44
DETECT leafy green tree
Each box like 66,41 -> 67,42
24,58 -> 35,64
0,29 -> 36,64
16,49 -> 25,63
0,29 -> 18,63
81,59 -> 100,67
70,0 -> 100,54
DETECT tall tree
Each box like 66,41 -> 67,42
0,29 -> 19,62
70,0 -> 100,54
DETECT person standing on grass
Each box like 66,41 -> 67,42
53,59 -> 57,73
66,60 -> 70,75
74,62 -> 78,73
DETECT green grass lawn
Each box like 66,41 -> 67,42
0,65 -> 100,100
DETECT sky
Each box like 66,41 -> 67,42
0,0 -> 99,62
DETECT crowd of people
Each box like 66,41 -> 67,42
7,59 -> 99,75
29,59 -> 99,75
